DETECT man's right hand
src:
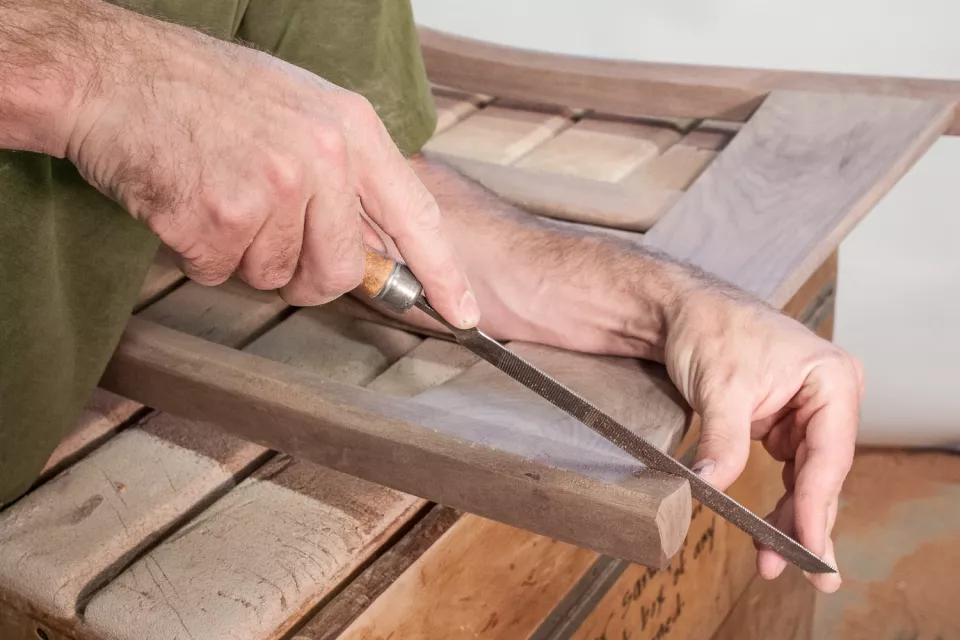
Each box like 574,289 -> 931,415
1,0 -> 478,328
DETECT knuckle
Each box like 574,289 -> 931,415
309,121 -> 349,164
340,92 -> 378,127
264,152 -> 306,199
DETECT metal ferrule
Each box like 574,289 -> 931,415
373,262 -> 423,315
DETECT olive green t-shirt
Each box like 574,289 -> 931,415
0,0 -> 437,506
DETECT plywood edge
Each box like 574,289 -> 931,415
419,26 -> 960,135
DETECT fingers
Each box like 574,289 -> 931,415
280,186 -> 364,307
349,99 -> 478,328
691,390 -> 754,491
792,365 -> 858,559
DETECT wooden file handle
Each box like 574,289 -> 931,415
358,246 -> 423,314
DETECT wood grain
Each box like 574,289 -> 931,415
515,117 -> 683,182
135,248 -> 182,310
644,91 -> 951,308
432,89 -> 489,134
338,515 -> 599,640
430,152 -> 680,231
621,127 -> 730,191
424,105 -> 572,164
419,26 -> 960,135
101,318 -> 691,569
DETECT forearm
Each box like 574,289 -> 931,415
0,0 -> 105,155
408,154 -> 730,362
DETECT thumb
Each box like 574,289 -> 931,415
692,397 -> 753,491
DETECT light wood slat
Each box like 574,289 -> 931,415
101,319 -> 692,571
38,390 -> 142,480
423,105 -> 572,165
83,457 -> 422,640
83,328 -> 472,640
419,26 -> 960,136
431,152 -> 680,231
290,506 -> 463,640
135,248 -> 182,310
0,283 -> 294,629
621,127 -> 730,191
644,91 -> 952,308
515,118 -> 683,182
339,515 -> 599,640
433,92 -> 487,135
39,281 -> 288,484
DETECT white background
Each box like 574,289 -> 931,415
412,0 -> 960,446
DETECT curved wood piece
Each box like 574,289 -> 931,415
419,27 -> 960,135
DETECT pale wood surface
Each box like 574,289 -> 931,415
431,152 -> 681,231
622,128 -> 730,191
83,320 -> 478,639
713,568 -> 815,640
339,515 -> 598,640
419,26 -> 960,135
424,105 -> 571,164
0,278 -> 289,629
514,117 -> 683,181
432,90 -> 488,134
644,91 -> 951,308
101,319 -> 691,570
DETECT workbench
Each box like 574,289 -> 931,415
1,26 -> 956,640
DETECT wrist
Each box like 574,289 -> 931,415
0,0 -> 114,156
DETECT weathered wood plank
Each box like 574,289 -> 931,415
101,319 -> 692,570
644,91 -> 951,308
515,117 -> 683,181
419,26 -> 960,135
713,568 -> 815,640
0,281 -> 290,630
83,457 -> 422,640
430,152 -> 680,231
339,515 -> 599,640
621,127 -> 729,191
83,323 -> 469,640
135,248 -> 182,310
424,105 -> 572,165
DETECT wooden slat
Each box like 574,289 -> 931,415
424,105 -> 572,164
101,319 -> 692,570
515,117 -> 683,181
419,26 -> 960,135
432,90 -> 488,135
0,282 -> 289,630
644,91 -> 951,308
432,152 -> 680,231
135,248 -> 182,310
621,127 -> 730,191
338,515 -> 599,640
83,330 -> 473,639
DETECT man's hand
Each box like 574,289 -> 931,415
409,156 -> 863,594
664,289 -> 863,593
0,0 -> 478,327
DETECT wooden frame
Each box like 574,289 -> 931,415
2,27 -> 956,640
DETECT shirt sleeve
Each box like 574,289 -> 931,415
235,0 -> 438,156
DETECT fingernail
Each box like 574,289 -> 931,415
692,459 -> 715,477
458,290 -> 480,328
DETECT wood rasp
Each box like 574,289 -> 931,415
359,247 -> 835,575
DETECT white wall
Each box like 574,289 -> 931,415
413,0 -> 960,447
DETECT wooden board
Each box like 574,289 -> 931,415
712,569 -> 815,640
0,280 -> 289,633
621,128 -> 729,191
644,91 -> 951,308
514,117 -> 683,182
419,27 -> 960,135
290,253 -> 838,640
432,89 -> 489,134
424,105 -> 572,164
430,152 -> 681,231
101,321 -> 692,569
